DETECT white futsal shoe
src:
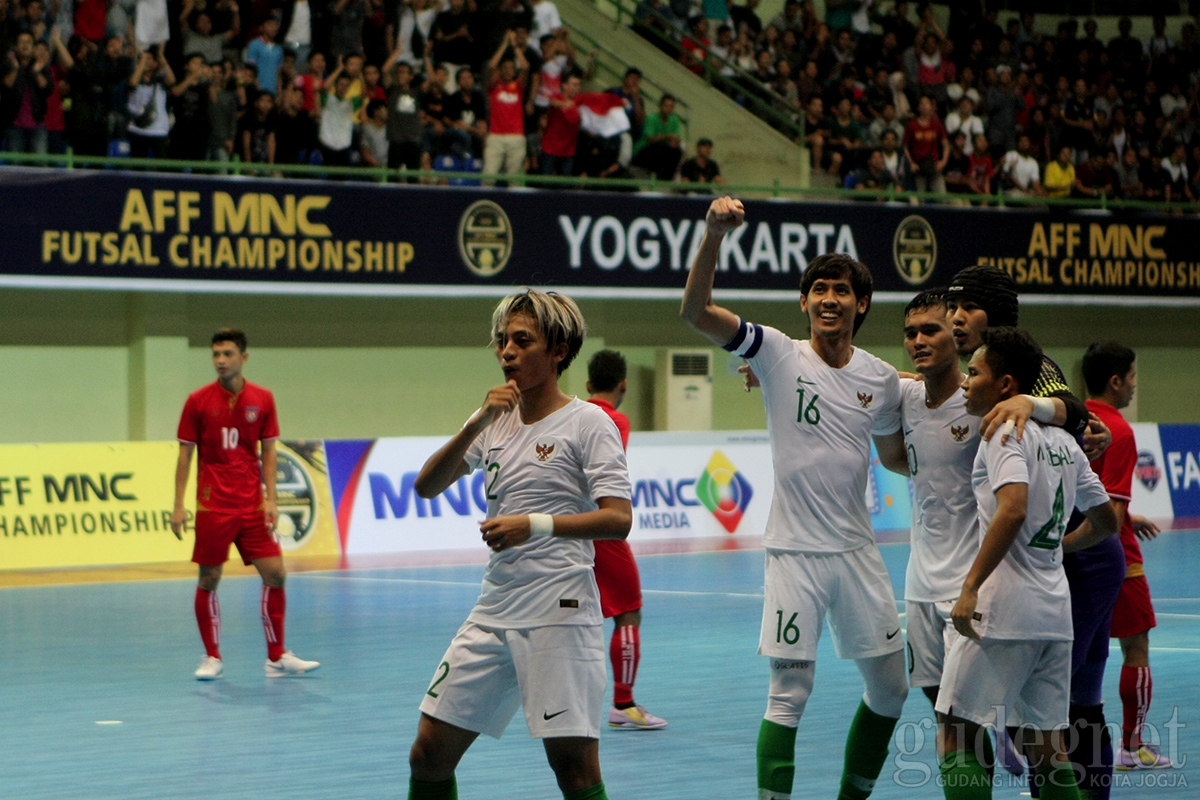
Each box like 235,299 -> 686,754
265,651 -> 321,677
194,656 -> 224,680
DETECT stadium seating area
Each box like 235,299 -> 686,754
1,0 -> 1198,201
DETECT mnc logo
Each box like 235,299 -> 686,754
695,451 -> 753,533
369,471 -> 489,519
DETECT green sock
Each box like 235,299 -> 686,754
838,701 -> 900,800
408,776 -> 457,800
1035,760 -> 1081,800
563,782 -> 608,800
756,719 -> 798,797
938,750 -> 992,800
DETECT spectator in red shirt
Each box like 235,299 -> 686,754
903,94 -> 948,193
294,51 -> 328,117
540,70 -> 580,176
171,329 -> 320,682
484,29 -> 529,178
966,134 -> 994,195
679,15 -> 709,75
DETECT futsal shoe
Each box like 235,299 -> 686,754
608,705 -> 668,730
1116,743 -> 1173,770
194,656 -> 224,681
265,651 -> 321,678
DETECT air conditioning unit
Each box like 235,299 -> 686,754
654,349 -> 713,431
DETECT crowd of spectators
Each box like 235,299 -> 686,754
0,0 -> 728,186
634,0 -> 1200,203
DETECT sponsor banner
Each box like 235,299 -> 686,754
4,170 -> 1200,300
0,440 -> 339,571
1158,424 -> 1200,519
1130,424 -> 1174,520
327,431 -> 914,555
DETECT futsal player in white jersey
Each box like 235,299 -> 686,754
407,289 -> 633,800
874,290 -> 981,710
681,197 -> 909,800
937,327 -> 1117,800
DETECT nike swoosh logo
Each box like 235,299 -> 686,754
886,628 -> 900,640
543,709 -> 568,720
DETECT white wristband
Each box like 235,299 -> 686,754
528,513 -> 554,539
1029,395 -> 1056,424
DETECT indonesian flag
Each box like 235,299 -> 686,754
577,92 -> 631,138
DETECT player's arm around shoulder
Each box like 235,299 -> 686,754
871,366 -> 907,474
680,196 -> 744,347
415,381 -> 520,499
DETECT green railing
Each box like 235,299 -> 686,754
563,22 -> 691,142
2,151 -> 1198,212
596,0 -> 805,142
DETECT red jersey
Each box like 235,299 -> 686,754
178,381 -> 280,513
904,117 -> 946,162
489,79 -> 525,135
587,398 -> 630,450
542,94 -> 581,157
1086,399 -> 1141,565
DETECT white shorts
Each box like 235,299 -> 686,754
418,621 -> 605,740
935,636 -> 1071,731
759,546 -> 904,662
905,599 -> 956,688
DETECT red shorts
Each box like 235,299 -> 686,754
593,539 -> 642,618
1110,575 -> 1157,639
193,510 -> 281,566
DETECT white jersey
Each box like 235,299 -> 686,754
463,397 -> 630,629
971,421 -> 1110,640
727,321 -> 902,553
900,378 -> 982,602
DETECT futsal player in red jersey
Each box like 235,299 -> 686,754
585,349 -> 667,730
170,328 -> 320,681
1082,341 -> 1172,771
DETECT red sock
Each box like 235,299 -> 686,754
610,625 -> 640,708
1119,666 -> 1151,749
262,585 -> 286,662
195,587 -> 221,659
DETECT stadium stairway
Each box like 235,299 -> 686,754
558,0 -> 810,190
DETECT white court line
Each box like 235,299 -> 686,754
300,575 -> 1200,613
303,575 -> 480,588
643,588 -> 764,599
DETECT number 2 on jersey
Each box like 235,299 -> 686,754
796,389 -> 821,426
221,427 -> 239,449
485,462 -> 501,500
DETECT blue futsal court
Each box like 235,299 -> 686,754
1,532 -> 1196,800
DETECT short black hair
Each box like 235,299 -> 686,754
904,288 -> 946,319
1082,340 -> 1136,397
624,66 -> 643,78
588,349 -> 627,392
367,98 -> 386,117
800,253 -> 874,334
212,328 -> 248,352
660,93 -> 676,104
979,327 -> 1042,395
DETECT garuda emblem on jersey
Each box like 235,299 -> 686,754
857,392 -> 873,409
535,442 -> 556,462
245,406 -> 260,422
951,425 -> 970,442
